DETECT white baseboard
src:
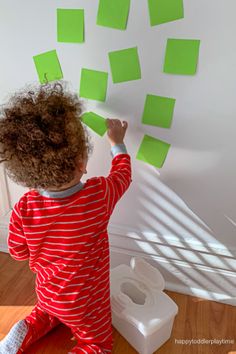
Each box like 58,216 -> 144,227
0,220 -> 9,253
1,221 -> 236,306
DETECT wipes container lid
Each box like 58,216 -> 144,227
130,257 -> 165,291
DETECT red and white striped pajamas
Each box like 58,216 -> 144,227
7,152 -> 132,353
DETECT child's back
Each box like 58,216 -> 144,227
0,82 -> 132,354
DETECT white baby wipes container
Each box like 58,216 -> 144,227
110,257 -> 178,354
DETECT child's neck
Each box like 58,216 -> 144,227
47,174 -> 83,192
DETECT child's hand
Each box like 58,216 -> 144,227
106,118 -> 128,147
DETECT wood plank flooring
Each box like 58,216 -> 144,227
0,252 -> 236,354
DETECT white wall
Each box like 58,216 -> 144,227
1,0 -> 236,304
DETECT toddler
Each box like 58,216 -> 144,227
0,82 -> 132,354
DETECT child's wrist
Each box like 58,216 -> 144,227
110,141 -> 124,147
110,143 -> 127,158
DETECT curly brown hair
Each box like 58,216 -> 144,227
0,82 -> 93,189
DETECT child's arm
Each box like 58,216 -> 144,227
8,201 -> 29,261
102,119 -> 132,216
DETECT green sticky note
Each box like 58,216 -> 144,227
109,47 -> 141,83
57,9 -> 84,43
142,94 -> 176,128
81,112 -> 107,136
164,38 -> 200,75
79,68 -> 108,102
148,0 -> 184,26
33,50 -> 63,84
136,135 -> 171,168
97,0 -> 130,30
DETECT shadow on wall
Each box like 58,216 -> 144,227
112,164 -> 236,304
160,109 -> 236,246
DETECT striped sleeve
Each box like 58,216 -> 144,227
102,147 -> 132,216
8,201 -> 29,261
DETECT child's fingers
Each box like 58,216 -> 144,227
106,118 -> 120,130
106,118 -> 113,128
122,121 -> 128,131
112,119 -> 121,126
106,118 -> 128,131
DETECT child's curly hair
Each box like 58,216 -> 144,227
0,81 -> 93,189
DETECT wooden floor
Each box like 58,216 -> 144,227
0,252 -> 236,354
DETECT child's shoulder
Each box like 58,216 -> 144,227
11,190 -> 37,218
84,176 -> 106,190
15,189 -> 39,207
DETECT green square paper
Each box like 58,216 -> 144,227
148,0 -> 184,26
97,0 -> 130,30
164,38 -> 200,75
136,135 -> 171,168
57,9 -> 84,43
142,94 -> 176,128
79,68 -> 108,102
109,47 -> 141,83
81,112 -> 107,136
33,50 -> 63,84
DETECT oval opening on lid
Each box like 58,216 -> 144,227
120,281 -> 146,305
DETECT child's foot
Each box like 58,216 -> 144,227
0,320 -> 28,354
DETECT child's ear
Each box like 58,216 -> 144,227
81,165 -> 87,174
78,161 -> 87,174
